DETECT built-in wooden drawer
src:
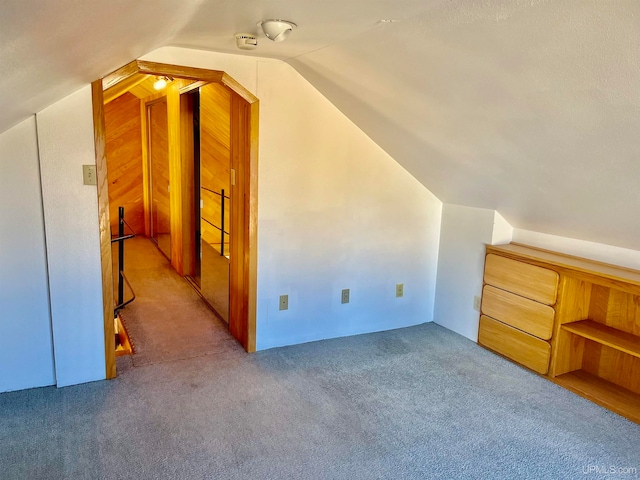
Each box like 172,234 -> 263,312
481,285 -> 555,340
484,254 -> 559,305
478,315 -> 551,374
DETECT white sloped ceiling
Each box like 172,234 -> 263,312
1,0 -> 639,249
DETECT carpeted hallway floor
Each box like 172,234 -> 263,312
1,322 -> 639,479
115,237 -> 239,368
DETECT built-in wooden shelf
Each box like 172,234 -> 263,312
553,370 -> 640,424
562,320 -> 640,359
481,244 -> 640,425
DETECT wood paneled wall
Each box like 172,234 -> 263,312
166,84 -> 183,273
105,92 -> 145,235
148,98 -> 171,240
200,83 -> 231,253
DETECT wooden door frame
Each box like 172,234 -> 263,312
93,60 -> 259,379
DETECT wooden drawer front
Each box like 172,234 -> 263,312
478,315 -> 551,374
482,285 -> 555,340
484,254 -> 559,305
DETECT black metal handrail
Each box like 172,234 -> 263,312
201,186 -> 230,200
201,187 -> 229,256
202,217 -> 230,236
113,271 -> 136,312
111,206 -> 136,314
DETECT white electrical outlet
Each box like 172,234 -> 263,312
474,296 -> 481,311
396,283 -> 404,298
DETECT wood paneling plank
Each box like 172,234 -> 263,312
105,93 -> 144,235
166,84 -> 183,274
180,93 -> 195,277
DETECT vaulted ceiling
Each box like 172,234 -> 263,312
2,1 -> 639,249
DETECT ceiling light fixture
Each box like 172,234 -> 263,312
153,76 -> 172,90
258,19 -> 297,42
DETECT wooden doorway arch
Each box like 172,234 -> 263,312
92,60 -> 258,379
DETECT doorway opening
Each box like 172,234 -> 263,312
184,83 -> 234,323
91,61 -> 259,379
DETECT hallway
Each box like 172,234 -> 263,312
116,236 -> 242,369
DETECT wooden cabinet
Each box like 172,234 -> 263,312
478,315 -> 551,374
482,285 -> 555,340
479,243 -> 640,424
484,254 -> 559,304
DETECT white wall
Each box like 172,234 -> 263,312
492,211 -> 514,246
143,47 -> 443,349
255,61 -> 442,348
37,86 -> 106,387
433,205 -> 513,341
513,229 -> 640,270
0,117 -> 56,392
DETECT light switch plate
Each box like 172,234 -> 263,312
396,283 -> 404,298
82,165 -> 97,185
279,295 -> 288,311
341,289 -> 350,304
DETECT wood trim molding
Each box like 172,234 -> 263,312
246,100 -> 259,352
91,80 -> 116,379
228,94 -> 259,352
103,75 -> 147,104
102,60 -> 140,91
166,83 -> 184,274
180,93 -> 196,277
136,60 -> 224,83
140,98 -> 151,237
222,73 -> 259,104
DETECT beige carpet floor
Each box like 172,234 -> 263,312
116,236 -> 241,368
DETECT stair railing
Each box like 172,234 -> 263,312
201,187 -> 230,256
112,206 -> 136,314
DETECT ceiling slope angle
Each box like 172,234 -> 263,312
0,0 -> 441,134
287,0 -> 640,251
0,0 -> 203,134
3,0 -> 640,252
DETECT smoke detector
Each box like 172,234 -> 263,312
235,33 -> 258,50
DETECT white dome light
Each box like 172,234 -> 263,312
258,19 -> 297,42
